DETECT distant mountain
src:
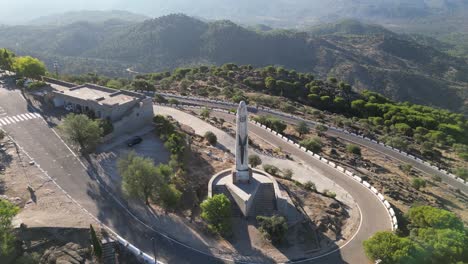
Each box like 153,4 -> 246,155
27,10 -> 148,26
0,14 -> 466,113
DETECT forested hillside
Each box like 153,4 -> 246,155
0,15 -> 467,113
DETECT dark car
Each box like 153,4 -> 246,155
127,136 -> 142,147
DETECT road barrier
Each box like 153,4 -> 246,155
157,101 -> 468,188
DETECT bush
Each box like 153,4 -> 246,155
168,98 -> 180,105
454,167 -> 468,180
304,181 -> 316,191
248,154 -> 262,168
363,231 -> 422,264
323,189 -> 336,198
346,144 -> 361,156
432,175 -> 442,182
282,168 -> 293,179
200,194 -> 232,236
201,107 -> 211,118
263,164 -> 280,176
204,131 -> 217,145
412,178 -> 426,190
407,206 -> 464,230
256,215 -> 288,244
300,137 -> 323,153
27,81 -> 47,89
154,94 -> 168,103
0,130 -> 4,140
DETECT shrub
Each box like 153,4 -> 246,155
300,137 -> 323,153
27,81 -> 46,89
323,189 -> 336,198
201,194 -> 232,236
154,94 -> 168,103
304,181 -> 316,191
263,164 -> 280,176
432,175 -> 442,182
204,131 -> 217,145
412,178 -> 426,190
201,107 -> 211,118
248,154 -> 262,168
282,168 -> 293,179
363,231 -> 421,264
454,167 -> 468,180
256,215 -> 288,244
168,98 -> 180,105
346,144 -> 361,156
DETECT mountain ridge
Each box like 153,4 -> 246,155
0,14 -> 466,113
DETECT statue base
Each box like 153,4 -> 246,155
232,167 -> 252,184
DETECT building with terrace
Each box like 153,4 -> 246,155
42,77 -> 154,137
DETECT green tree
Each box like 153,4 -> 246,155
12,56 -> 46,79
256,215 -> 288,244
407,206 -> 464,230
153,115 -> 175,138
0,48 -> 15,71
248,154 -> 262,168
59,114 -> 103,153
0,199 -> 19,259
295,121 -> 309,137
164,132 -> 186,155
204,131 -> 217,145
118,152 -> 162,205
411,228 -> 467,263
265,76 -> 277,91
89,224 -> 102,259
363,231 -> 422,264
132,79 -> 153,91
159,184 -> 182,212
200,194 -> 232,236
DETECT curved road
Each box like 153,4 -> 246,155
157,93 -> 467,194
0,86 -> 391,264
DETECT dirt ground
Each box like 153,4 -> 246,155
277,122 -> 468,224
0,136 -> 97,229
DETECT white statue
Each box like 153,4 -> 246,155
234,101 -> 251,183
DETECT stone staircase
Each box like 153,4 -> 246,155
250,183 -> 276,216
102,240 -> 117,264
213,186 -> 242,217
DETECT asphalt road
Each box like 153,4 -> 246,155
158,94 -> 467,194
0,85 -> 391,264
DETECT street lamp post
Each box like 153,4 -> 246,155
151,237 -> 157,262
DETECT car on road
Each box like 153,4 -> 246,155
127,136 -> 143,147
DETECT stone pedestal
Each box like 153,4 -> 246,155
232,167 -> 252,184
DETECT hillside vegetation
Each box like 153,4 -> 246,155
1,15 -> 467,113
60,64 -> 468,177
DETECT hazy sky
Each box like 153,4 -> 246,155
0,0 -> 166,24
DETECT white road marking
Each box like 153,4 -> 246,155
0,112 -> 40,127
16,115 -> 25,121
20,114 -> 30,120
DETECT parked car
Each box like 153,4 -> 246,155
127,136 -> 143,147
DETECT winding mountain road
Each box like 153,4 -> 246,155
156,93 -> 468,194
0,84 -> 392,263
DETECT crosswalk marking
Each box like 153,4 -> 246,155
0,112 -> 41,127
